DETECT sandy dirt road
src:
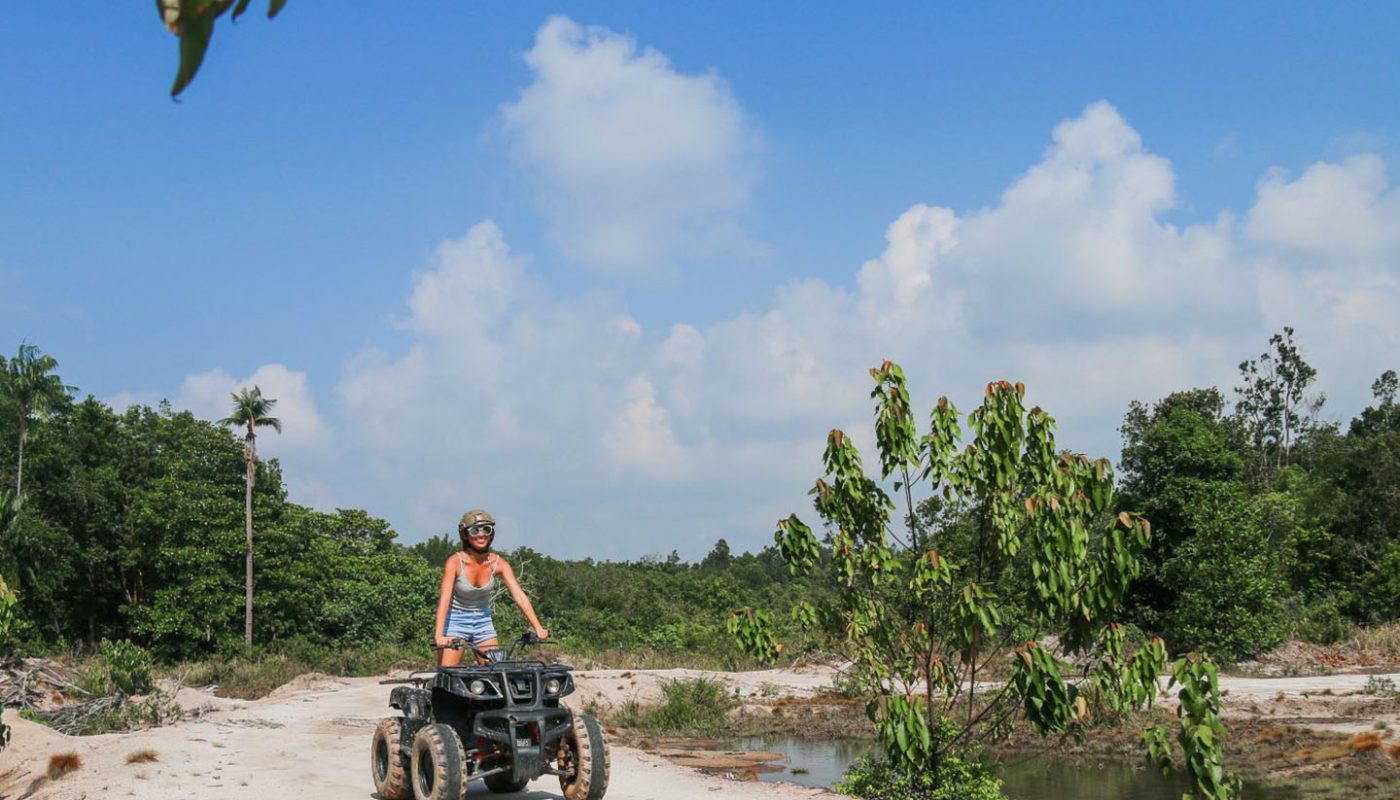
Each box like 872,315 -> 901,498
0,669 -> 840,800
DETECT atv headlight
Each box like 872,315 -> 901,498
469,679 -> 488,695
545,677 -> 562,695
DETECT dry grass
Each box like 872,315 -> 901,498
1387,742 -> 1400,760
46,752 -> 81,780
1348,731 -> 1383,753
1254,726 -> 1291,745
126,749 -> 159,764
1301,743 -> 1352,762
1347,621 -> 1400,661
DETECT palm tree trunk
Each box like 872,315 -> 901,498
15,419 -> 26,497
244,443 -> 255,647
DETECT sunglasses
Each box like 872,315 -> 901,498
464,524 -> 495,536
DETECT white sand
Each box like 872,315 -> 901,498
0,669 -> 840,800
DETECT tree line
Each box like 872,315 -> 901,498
0,344 -> 817,662
0,331 -> 1396,667
1118,328 -> 1400,659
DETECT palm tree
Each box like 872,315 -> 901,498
220,386 -> 281,647
1,343 -> 74,496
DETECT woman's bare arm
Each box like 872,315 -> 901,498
434,555 -> 458,645
497,557 -> 548,640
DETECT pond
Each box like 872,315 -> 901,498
732,736 -> 1292,799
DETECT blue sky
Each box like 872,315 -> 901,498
3,3 -> 1399,559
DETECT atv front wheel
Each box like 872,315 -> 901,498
558,714 -> 610,800
411,723 -> 468,800
371,717 -> 412,800
483,771 -> 530,793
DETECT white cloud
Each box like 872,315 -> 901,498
501,15 -> 761,275
602,377 -> 686,477
1246,155 -> 1400,262
338,101 -> 1399,559
856,204 -> 960,337
106,389 -> 158,412
176,363 -> 332,458
287,476 -> 341,512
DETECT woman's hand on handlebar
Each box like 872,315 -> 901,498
534,628 -> 550,641
434,635 -> 465,650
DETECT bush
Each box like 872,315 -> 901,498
101,639 -> 155,694
1287,596 -> 1351,645
834,755 -> 1005,800
80,639 -> 155,696
649,677 -> 733,733
605,678 -> 736,736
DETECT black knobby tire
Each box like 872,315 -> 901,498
410,723 -> 469,800
482,771 -> 530,793
558,714 -> 610,800
371,717 -> 412,800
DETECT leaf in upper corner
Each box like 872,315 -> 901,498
170,4 -> 220,97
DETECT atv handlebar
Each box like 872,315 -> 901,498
432,631 -> 546,662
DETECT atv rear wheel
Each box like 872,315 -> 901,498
482,771 -> 530,793
558,714 -> 609,800
411,723 -> 468,800
371,717 -> 412,800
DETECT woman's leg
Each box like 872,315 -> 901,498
439,645 -> 465,667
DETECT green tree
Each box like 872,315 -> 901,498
1350,369 -> 1399,438
0,343 -> 73,496
733,363 -> 1229,798
700,538 -> 732,570
1235,327 -> 1321,484
1160,483 -> 1286,659
407,532 -> 460,565
220,386 -> 282,647
1117,388 -> 1246,632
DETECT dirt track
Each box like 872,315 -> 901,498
2,665 -> 1398,799
0,669 -> 839,800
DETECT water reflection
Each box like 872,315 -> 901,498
733,737 -> 1289,799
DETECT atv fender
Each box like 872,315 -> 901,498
390,686 -> 433,721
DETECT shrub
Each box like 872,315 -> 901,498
835,755 -> 1005,800
79,639 -> 155,696
648,677 -> 733,733
1287,597 -> 1351,645
101,639 -> 155,695
1363,676 -> 1398,699
605,678 -> 736,736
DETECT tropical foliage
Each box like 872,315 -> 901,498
0,343 -> 73,496
731,362 -> 1200,798
220,386 -> 282,646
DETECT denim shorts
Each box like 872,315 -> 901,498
445,606 -> 497,645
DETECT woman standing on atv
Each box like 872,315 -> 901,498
435,509 -> 549,666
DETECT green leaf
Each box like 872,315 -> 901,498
268,0 -> 287,17
170,6 -> 218,97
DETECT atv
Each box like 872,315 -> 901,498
371,632 -> 609,800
